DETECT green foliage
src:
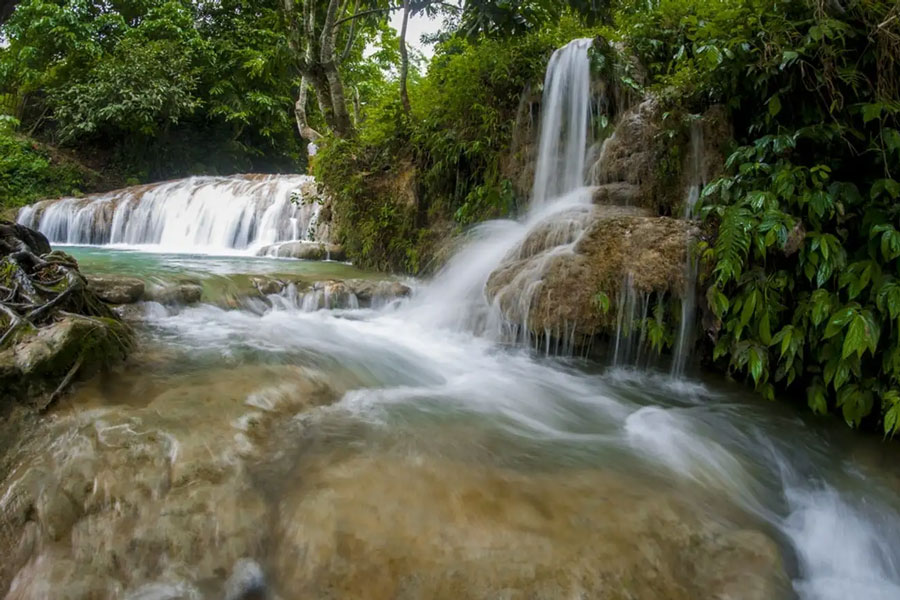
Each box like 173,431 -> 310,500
635,0 -> 900,434
459,0 -> 610,38
1,0 -> 302,181
0,125 -> 94,208
315,16 -> 601,272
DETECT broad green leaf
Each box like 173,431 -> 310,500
862,103 -> 883,123
824,307 -> 855,338
842,314 -> 868,359
768,95 -> 782,118
807,384 -> 828,415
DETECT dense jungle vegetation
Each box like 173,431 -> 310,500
2,0 -> 899,434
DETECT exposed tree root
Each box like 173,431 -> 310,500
1,220 -> 131,406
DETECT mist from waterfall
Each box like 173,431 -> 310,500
16,175 -> 320,254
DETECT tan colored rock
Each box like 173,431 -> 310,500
0,364 -> 337,598
86,274 -> 146,304
593,98 -> 661,191
486,206 -> 694,339
592,182 -> 641,206
144,282 -> 203,305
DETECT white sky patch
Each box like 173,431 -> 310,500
389,10 -> 443,60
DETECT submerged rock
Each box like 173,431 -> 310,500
0,364 -> 336,598
86,274 -> 146,304
270,447 -> 790,600
256,241 -> 346,261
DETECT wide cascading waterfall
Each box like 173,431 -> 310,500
530,38 -> 594,210
16,174 -> 320,254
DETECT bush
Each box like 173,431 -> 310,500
0,124 -> 93,210
620,0 -> 900,434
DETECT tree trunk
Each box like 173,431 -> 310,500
399,0 -> 412,114
294,77 -> 322,141
321,0 -> 355,137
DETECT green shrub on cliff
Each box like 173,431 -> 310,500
0,125 -> 93,210
315,16 -> 600,273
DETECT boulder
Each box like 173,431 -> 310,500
256,242 -> 346,261
0,314 -> 131,407
343,279 -> 411,304
249,277 -> 285,296
0,220 -> 51,256
486,206 -> 694,339
86,275 -> 146,304
144,282 -> 203,305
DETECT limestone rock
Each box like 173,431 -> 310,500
144,282 -> 203,305
250,277 -> 285,296
592,182 -> 641,206
86,275 -> 146,304
256,241 -> 346,261
593,98 -> 661,191
486,206 -> 694,339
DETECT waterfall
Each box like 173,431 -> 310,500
531,38 -> 594,210
407,39 -> 598,338
670,121 -> 704,377
16,174 -> 320,254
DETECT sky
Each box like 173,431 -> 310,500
389,8 -> 444,60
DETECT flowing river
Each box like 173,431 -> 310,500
3,245 -> 900,599
5,39 -> 900,600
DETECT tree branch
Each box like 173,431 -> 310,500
333,6 -> 401,28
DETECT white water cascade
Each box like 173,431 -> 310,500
671,121 -> 705,377
531,38 -> 594,210
16,174 -> 320,254
408,39 -> 598,339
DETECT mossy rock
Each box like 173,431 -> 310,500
0,314 -> 131,408
0,317 -> 131,406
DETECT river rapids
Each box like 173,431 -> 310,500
3,39 -> 900,600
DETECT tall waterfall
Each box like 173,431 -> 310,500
407,39 -> 597,336
16,174 -> 320,254
531,38 -> 594,209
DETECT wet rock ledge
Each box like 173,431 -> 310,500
0,221 -> 131,409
